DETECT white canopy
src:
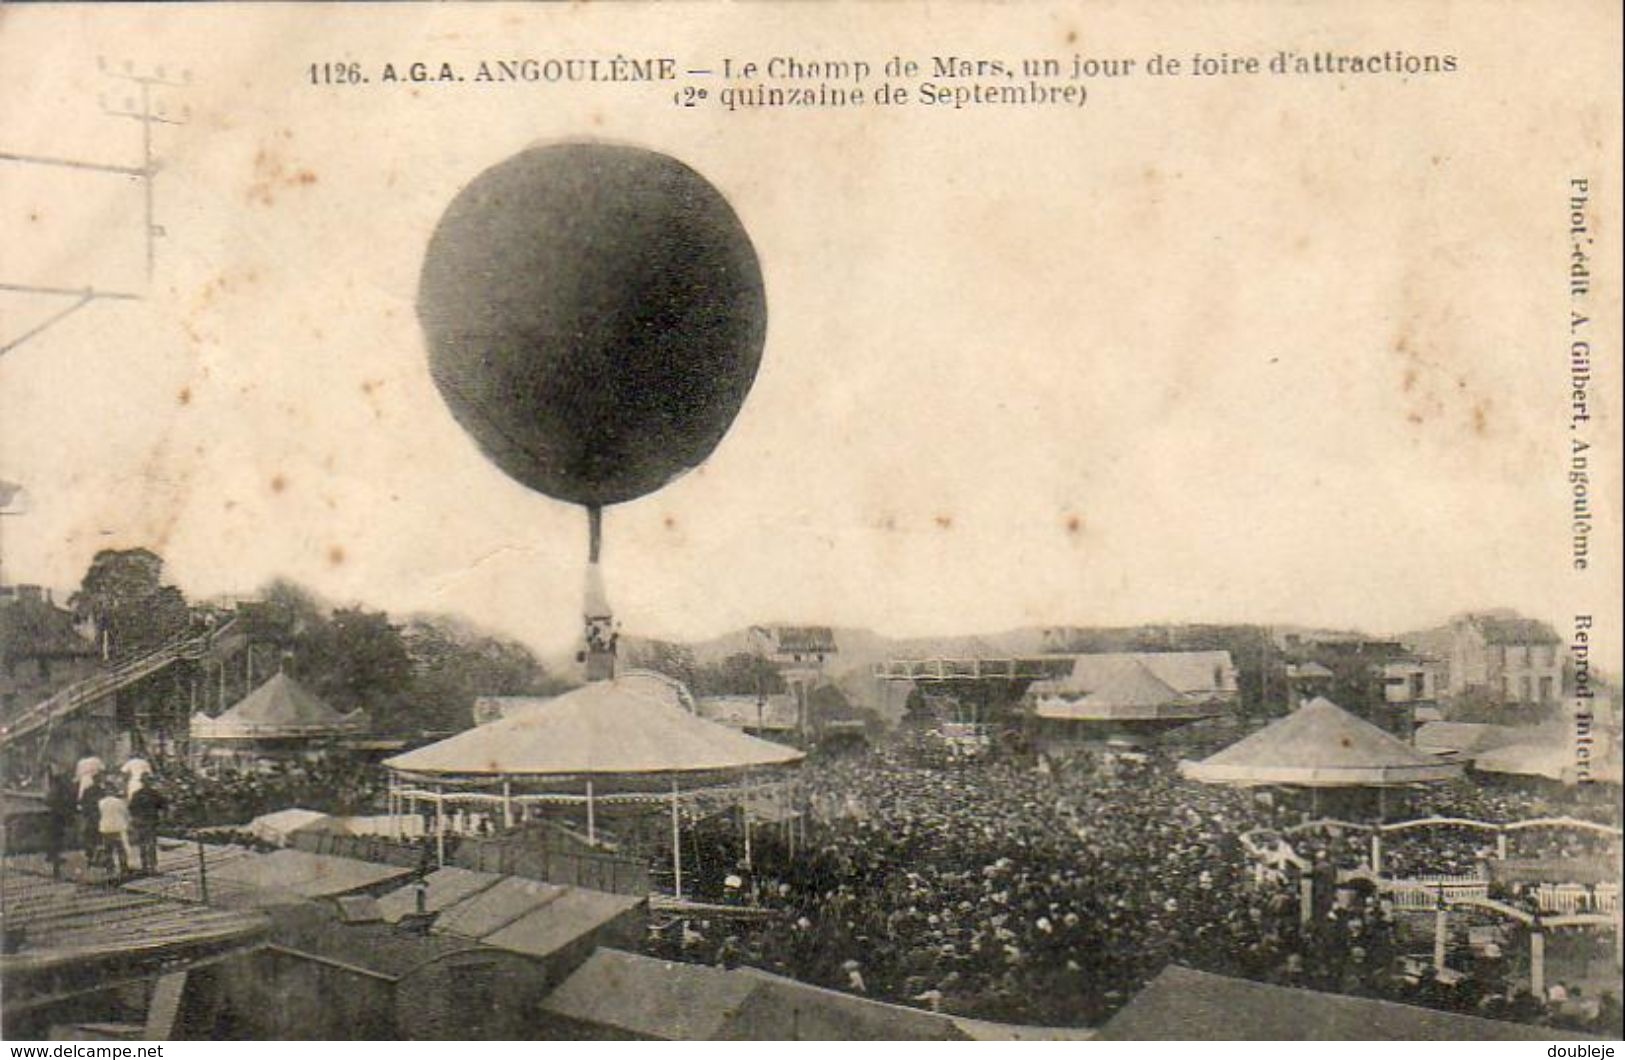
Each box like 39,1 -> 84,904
385,676 -> 804,780
1035,659 -> 1219,722
1182,697 -> 1461,787
192,672 -> 368,740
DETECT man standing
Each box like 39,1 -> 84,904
78,778 -> 103,874
129,778 -> 166,876
44,764 -> 76,880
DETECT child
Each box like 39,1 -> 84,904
97,783 -> 134,879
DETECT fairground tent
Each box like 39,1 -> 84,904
383,677 -> 805,889
384,677 -> 803,780
1181,697 -> 1461,787
1030,650 -> 1237,702
1034,658 -> 1219,723
191,672 -> 368,741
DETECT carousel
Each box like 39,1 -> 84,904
382,674 -> 804,896
1030,657 -> 1226,749
1180,696 -> 1463,819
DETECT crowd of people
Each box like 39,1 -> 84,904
36,751 -> 388,878
158,756 -> 386,828
642,737 -> 1622,1035
42,756 -> 166,880
28,728 -> 1620,1037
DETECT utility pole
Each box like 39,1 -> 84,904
0,60 -> 188,356
97,58 -> 191,283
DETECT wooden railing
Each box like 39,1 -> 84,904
1,617 -> 238,749
872,657 -> 1073,681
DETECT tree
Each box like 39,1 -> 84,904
1448,686 -> 1549,727
248,578 -> 329,647
304,607 -> 414,724
69,548 -> 189,659
399,616 -> 558,732
119,584 -> 192,657
690,652 -> 787,697
623,638 -> 699,688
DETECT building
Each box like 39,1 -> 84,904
1447,613 -> 1563,705
539,948 -> 976,1039
203,862 -> 644,1038
1278,635 -> 1442,734
0,586 -> 106,775
749,626 -> 837,670
1283,661 -> 1335,704
0,586 -> 100,724
1380,655 -> 1445,707
748,626 -> 838,738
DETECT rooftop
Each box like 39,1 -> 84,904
1462,614 -> 1562,646
1100,965 -> 1591,1040
0,866 -> 268,990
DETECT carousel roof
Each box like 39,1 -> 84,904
384,676 -> 804,779
1035,660 -> 1217,722
1181,697 -> 1461,787
1030,650 -> 1235,699
191,672 -> 367,740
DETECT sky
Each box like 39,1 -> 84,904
0,3 -> 1619,669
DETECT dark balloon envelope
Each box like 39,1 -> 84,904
418,142 -> 767,509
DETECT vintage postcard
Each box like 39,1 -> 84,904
0,0 -> 1620,1044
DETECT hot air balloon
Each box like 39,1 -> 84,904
418,142 -> 766,678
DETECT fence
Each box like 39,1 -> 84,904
290,828 -> 651,895
1533,882 -> 1619,915
1384,877 -> 1489,910
1379,877 -> 1619,916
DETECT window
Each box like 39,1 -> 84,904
1520,676 -> 1533,702
1410,673 -> 1426,697
1539,676 -> 1554,702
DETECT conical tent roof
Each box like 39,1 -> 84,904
192,672 -> 367,739
384,676 -> 804,779
1036,660 -> 1210,721
1182,696 -> 1460,787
